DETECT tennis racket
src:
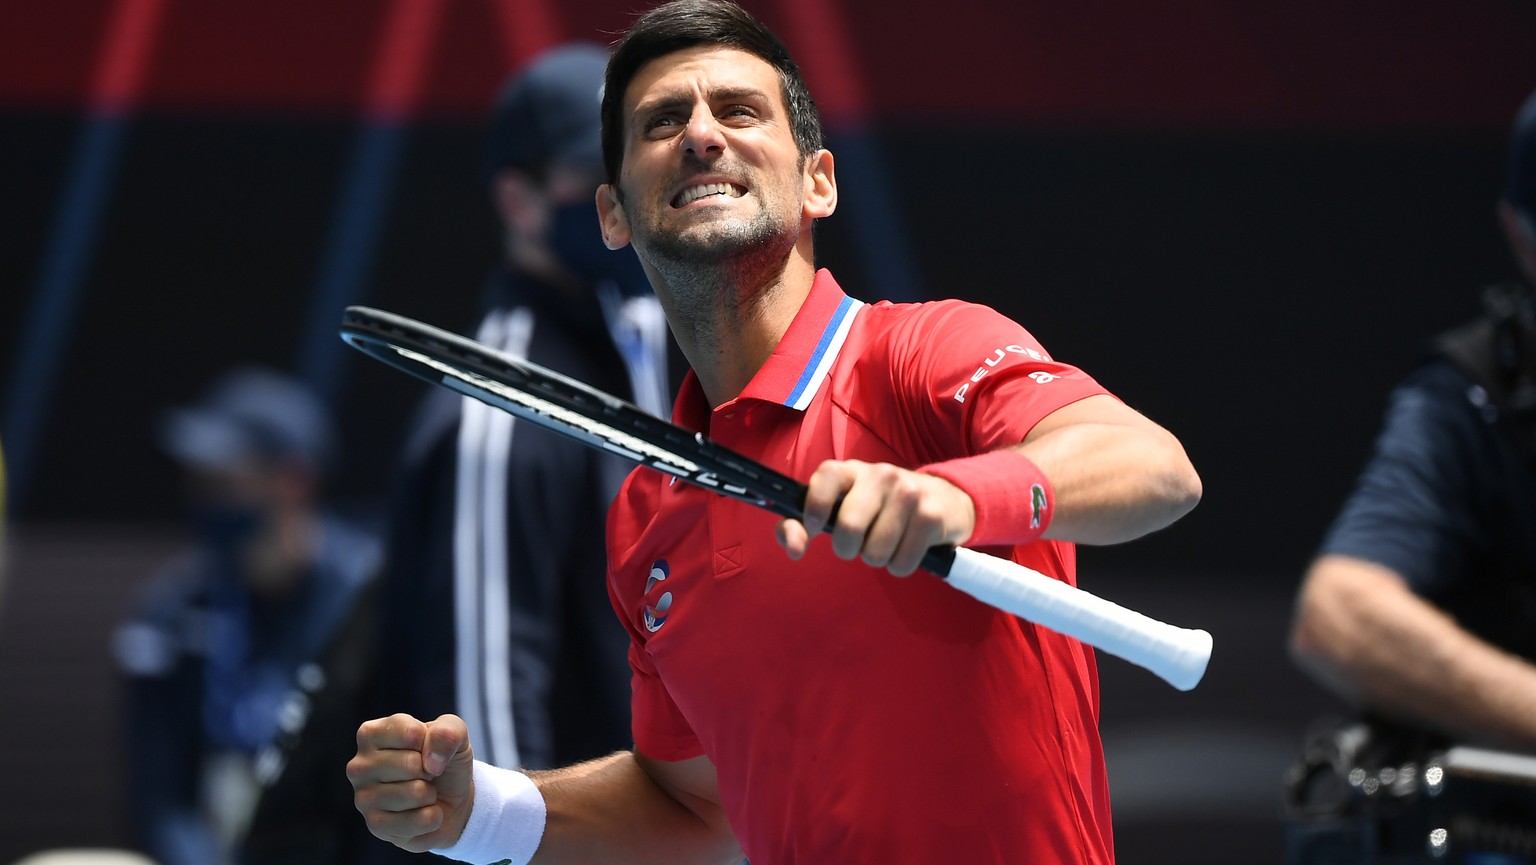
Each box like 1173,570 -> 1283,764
340,305 -> 1212,690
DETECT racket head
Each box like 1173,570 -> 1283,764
339,305 -> 808,520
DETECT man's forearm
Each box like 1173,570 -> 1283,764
1292,556 -> 1536,749
524,752 -> 740,865
1020,422 -> 1201,545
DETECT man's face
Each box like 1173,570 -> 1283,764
603,46 -> 812,268
500,161 -> 606,240
543,162 -> 608,211
180,459 -> 274,565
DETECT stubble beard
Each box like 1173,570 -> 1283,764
637,201 -> 797,348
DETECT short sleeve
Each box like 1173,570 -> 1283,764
625,639 -> 706,761
883,300 -> 1112,457
606,482 -> 706,762
1318,363 -> 1498,597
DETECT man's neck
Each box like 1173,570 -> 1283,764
656,243 -> 817,407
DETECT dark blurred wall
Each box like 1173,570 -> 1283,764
1,121 -> 1517,580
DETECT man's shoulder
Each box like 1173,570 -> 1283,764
1396,358 -> 1480,403
861,295 -> 998,324
854,297 -> 1020,355
1366,361 -> 1497,471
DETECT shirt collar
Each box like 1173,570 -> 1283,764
673,269 -> 865,429
745,268 -> 864,409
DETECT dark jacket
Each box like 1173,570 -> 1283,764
373,269 -> 672,771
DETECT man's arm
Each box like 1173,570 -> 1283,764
780,394 -> 1201,575
348,713 -> 741,865
1014,394 -> 1202,545
533,748 -> 740,864
1290,554 -> 1536,750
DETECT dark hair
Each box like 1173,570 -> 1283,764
600,0 -> 823,186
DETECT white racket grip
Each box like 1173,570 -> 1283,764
944,547 -> 1212,691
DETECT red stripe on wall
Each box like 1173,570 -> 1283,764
833,0 -> 1536,130
93,0 -> 167,113
1,0 -> 1533,129
367,0 -> 448,120
492,0 -> 566,75
774,0 -> 869,126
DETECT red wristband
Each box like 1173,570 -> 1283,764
918,450 -> 1054,547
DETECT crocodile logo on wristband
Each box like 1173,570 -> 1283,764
1029,483 -> 1048,529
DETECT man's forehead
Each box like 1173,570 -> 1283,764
625,45 -> 780,112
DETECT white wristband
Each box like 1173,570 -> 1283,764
436,760 -> 547,865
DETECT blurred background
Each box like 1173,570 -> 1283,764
2,0 -> 1534,861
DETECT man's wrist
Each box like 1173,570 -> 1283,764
918,449 -> 1053,547
437,761 -> 547,865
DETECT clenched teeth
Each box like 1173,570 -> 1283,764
673,182 -> 745,207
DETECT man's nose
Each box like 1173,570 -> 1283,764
682,107 -> 726,158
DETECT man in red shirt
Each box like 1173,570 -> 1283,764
348,1 -> 1202,863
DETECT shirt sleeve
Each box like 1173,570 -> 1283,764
624,640 -> 706,761
884,299 -> 1112,457
1318,362 -> 1494,597
605,477 -> 706,762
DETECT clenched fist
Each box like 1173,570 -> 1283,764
348,713 -> 476,852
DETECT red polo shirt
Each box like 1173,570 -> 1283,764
606,270 -> 1115,864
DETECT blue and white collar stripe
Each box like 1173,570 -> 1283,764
784,295 -> 864,410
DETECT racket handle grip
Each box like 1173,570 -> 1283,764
936,546 -> 1212,691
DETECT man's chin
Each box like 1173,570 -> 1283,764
649,225 -> 765,265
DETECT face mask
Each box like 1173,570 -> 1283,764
189,504 -> 263,560
547,201 -> 652,298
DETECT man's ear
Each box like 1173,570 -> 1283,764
491,169 -> 541,233
803,149 -> 837,221
596,183 -> 632,249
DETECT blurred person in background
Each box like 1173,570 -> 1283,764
113,367 -> 381,865
368,40 -> 670,810
1286,88 -> 1536,861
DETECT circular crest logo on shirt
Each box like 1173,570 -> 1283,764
643,560 -> 672,633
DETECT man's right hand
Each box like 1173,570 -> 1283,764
348,713 -> 476,852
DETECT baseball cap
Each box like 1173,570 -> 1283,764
484,43 -> 610,180
158,367 -> 335,472
1507,86 -> 1536,219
